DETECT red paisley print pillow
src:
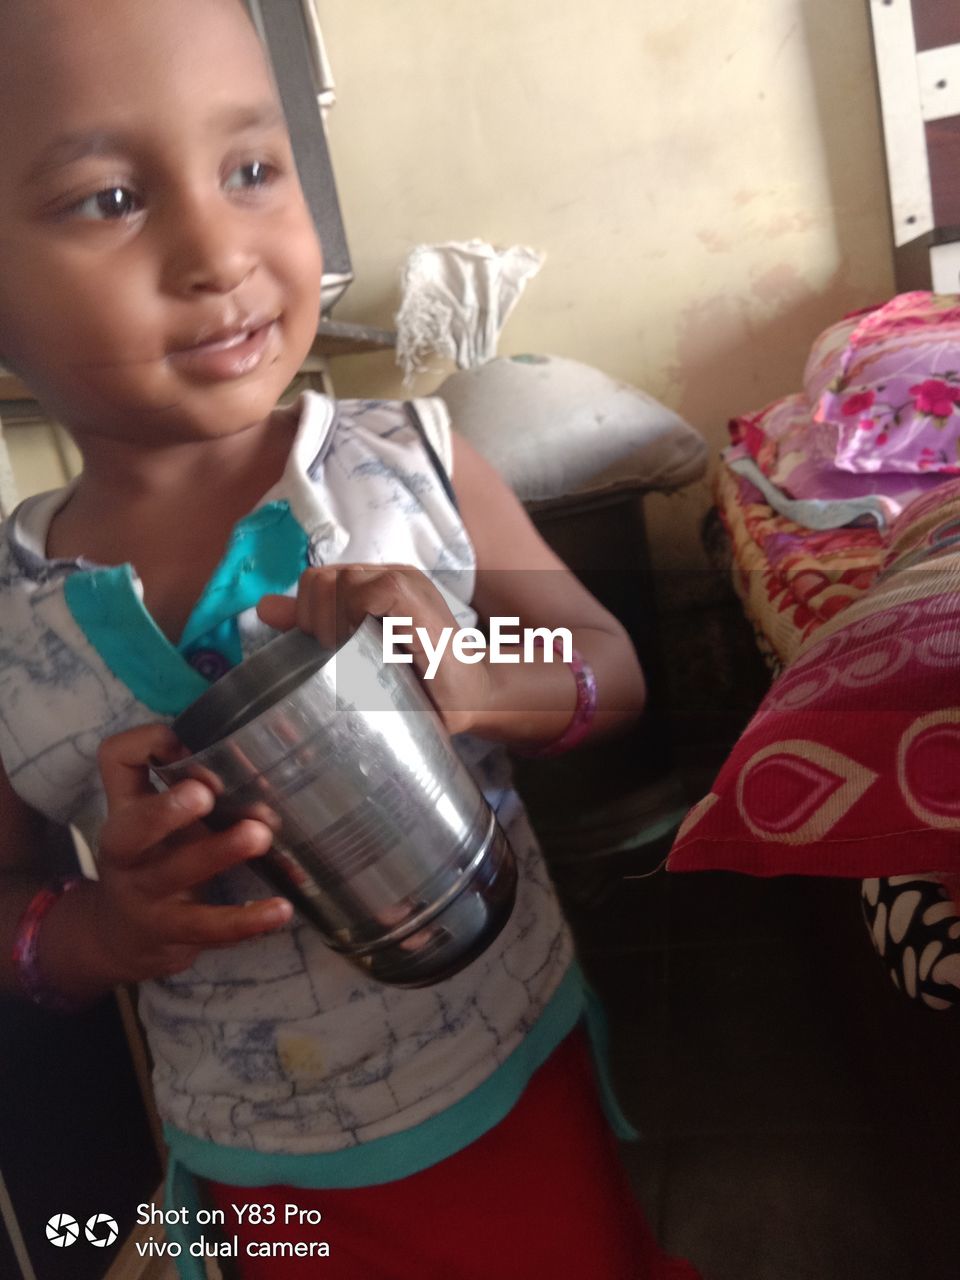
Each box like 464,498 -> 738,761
669,544 -> 960,879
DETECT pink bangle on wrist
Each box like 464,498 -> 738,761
11,876 -> 85,1013
520,640 -> 598,758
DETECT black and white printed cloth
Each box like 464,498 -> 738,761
861,875 -> 960,1010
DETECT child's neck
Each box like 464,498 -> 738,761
47,413 -> 297,643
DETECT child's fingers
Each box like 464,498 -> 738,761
169,896 -> 294,948
332,568 -> 466,688
292,564 -> 456,653
292,566 -> 346,646
98,723 -> 189,811
285,565 -> 488,729
137,819 -> 274,896
99,780 -> 216,866
256,593 -> 298,631
107,898 -> 295,979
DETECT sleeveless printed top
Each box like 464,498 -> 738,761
0,394 -> 575,1159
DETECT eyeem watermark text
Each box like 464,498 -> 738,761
382,617 -> 572,680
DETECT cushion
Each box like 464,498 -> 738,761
668,486 -> 960,878
435,354 -> 707,503
803,291 -> 960,476
730,392 -> 941,523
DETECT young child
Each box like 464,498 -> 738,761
0,1 -> 700,1276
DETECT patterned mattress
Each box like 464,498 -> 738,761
710,461 -> 887,672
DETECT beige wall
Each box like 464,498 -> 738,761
319,0 -> 896,565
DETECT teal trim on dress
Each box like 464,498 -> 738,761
65,566 -> 210,716
164,1157 -> 206,1279
63,501 -> 310,716
178,501 -> 309,652
583,982 -> 640,1141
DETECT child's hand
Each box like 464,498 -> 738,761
91,724 -> 293,982
257,565 -> 493,736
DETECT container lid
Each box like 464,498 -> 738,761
172,628 -> 333,752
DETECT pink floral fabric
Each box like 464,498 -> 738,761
805,292 -> 960,475
729,393 -> 940,522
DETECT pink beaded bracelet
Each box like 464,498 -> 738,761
521,640 -> 598,758
11,876 -> 85,1013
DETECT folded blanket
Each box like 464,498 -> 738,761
712,462 -> 884,669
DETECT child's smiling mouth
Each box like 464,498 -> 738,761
167,316 -> 280,381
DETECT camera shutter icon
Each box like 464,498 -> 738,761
85,1214 -> 119,1247
46,1214 -> 80,1248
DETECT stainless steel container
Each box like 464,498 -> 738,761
153,617 -> 517,987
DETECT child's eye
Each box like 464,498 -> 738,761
70,186 -> 144,221
224,160 -> 277,192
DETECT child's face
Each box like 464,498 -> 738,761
0,0 -> 324,444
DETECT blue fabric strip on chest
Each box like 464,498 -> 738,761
64,501 -> 310,716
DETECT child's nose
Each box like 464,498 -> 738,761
163,195 -> 257,295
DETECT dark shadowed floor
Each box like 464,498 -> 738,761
560,860 -> 960,1280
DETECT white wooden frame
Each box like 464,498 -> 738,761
869,0 -> 935,247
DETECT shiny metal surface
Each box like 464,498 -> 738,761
154,618 -> 517,986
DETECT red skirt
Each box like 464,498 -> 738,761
203,1029 -> 700,1279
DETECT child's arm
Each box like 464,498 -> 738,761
450,433 -> 646,746
257,435 -> 646,752
0,732 -> 292,1007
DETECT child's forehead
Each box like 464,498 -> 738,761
0,0 -> 274,142
1,0 -> 258,57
